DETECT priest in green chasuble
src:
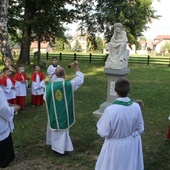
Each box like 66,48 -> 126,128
44,61 -> 84,155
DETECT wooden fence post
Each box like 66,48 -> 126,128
74,53 -> 76,61
147,55 -> 150,65
59,52 -> 62,61
46,52 -> 49,60
89,53 -> 92,63
34,52 -> 36,58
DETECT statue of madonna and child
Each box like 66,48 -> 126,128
105,23 -> 129,70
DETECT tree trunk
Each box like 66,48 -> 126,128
0,0 -> 16,72
37,28 -> 41,66
17,26 -> 32,65
17,0 -> 36,66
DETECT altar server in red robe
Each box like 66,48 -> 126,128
31,66 -> 45,106
0,68 -> 16,104
14,67 -> 28,109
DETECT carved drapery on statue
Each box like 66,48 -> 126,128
105,23 -> 129,70
0,0 -> 16,72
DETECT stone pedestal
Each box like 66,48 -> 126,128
93,68 -> 130,118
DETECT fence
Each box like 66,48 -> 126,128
32,52 -> 106,63
31,52 -> 170,67
129,55 -> 170,66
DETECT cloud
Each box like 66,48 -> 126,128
143,0 -> 170,39
66,0 -> 170,39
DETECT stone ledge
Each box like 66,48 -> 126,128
104,68 -> 130,76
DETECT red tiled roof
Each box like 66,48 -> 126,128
153,35 -> 170,45
154,35 -> 170,40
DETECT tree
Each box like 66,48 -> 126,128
0,0 -> 16,72
161,41 -> 170,54
78,0 -> 160,46
86,33 -> 97,52
96,36 -> 104,53
139,36 -> 147,41
72,39 -> 82,52
54,38 -> 65,51
8,0 -> 81,65
17,0 -> 36,65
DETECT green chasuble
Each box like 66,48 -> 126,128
113,99 -> 134,106
45,81 -> 75,130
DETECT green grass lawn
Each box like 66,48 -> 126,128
3,61 -> 170,170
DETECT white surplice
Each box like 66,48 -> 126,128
15,78 -> 28,96
95,97 -> 144,170
47,65 -> 60,82
1,78 -> 16,100
0,86 -> 14,141
44,71 -> 84,154
31,74 -> 45,95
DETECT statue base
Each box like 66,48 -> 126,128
93,68 -> 130,118
105,60 -> 128,70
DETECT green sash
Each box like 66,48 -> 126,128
113,99 -> 134,106
45,81 -> 75,130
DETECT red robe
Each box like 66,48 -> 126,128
1,76 -> 16,104
14,72 -> 28,109
1,76 -> 15,86
31,71 -> 45,106
31,72 -> 45,82
14,72 -> 28,82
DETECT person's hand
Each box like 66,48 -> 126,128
50,72 -> 55,77
73,61 -> 80,71
11,85 -> 15,89
14,109 -> 18,115
73,60 -> 78,67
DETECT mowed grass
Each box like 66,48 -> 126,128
3,60 -> 170,170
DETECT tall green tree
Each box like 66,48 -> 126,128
8,0 -> 81,65
96,36 -> 104,53
54,38 -> 65,51
73,39 -> 82,52
79,0 -> 160,46
86,33 -> 97,52
161,41 -> 170,54
18,0 -> 36,65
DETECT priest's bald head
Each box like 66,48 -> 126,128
55,67 -> 66,78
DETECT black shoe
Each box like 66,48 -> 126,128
54,151 -> 66,157
0,155 -> 15,168
0,161 -> 10,168
64,151 -> 70,156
